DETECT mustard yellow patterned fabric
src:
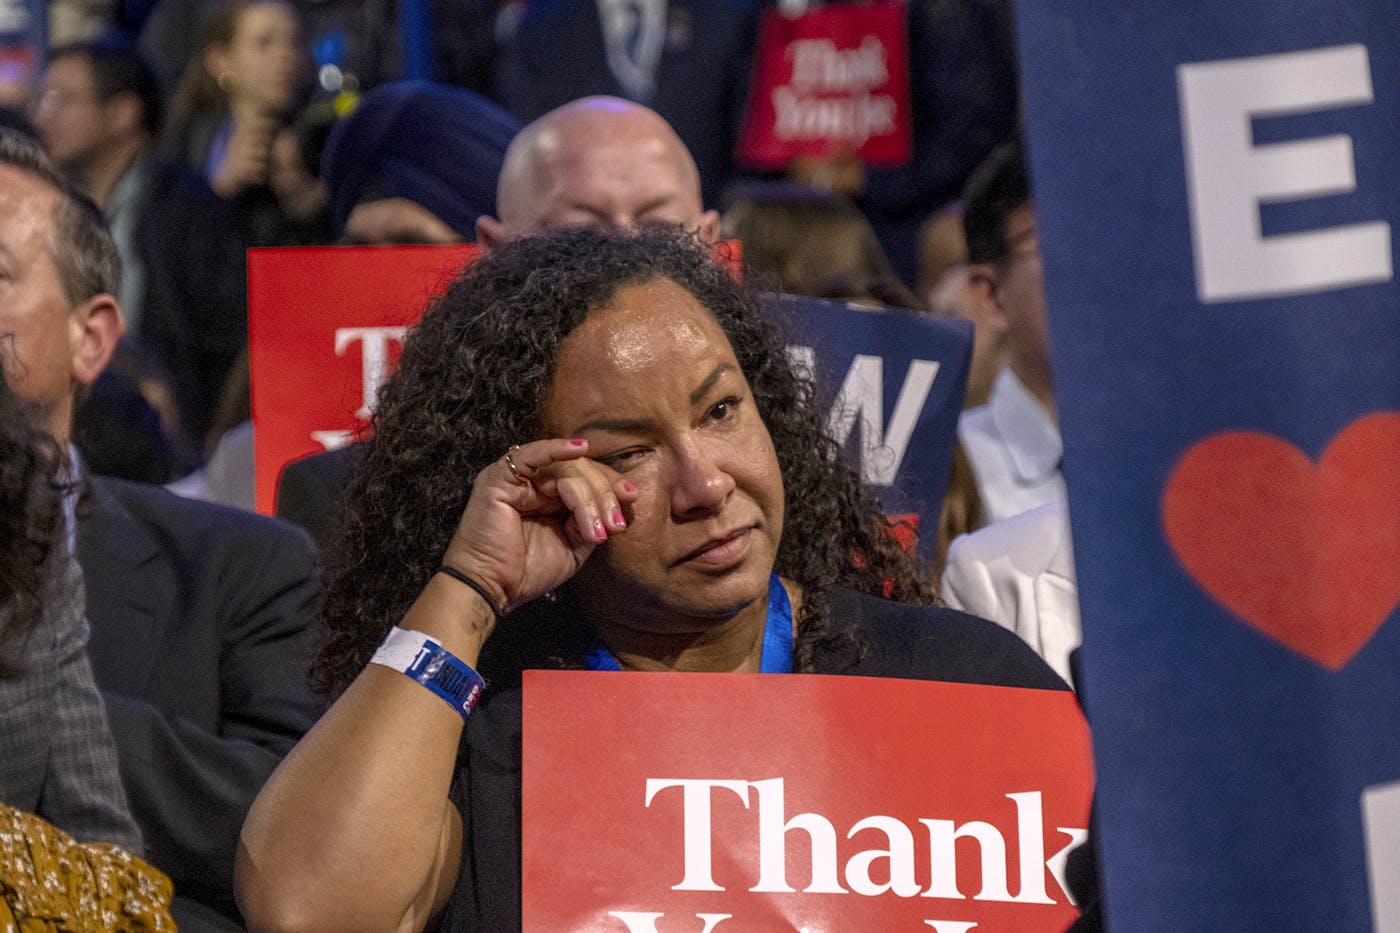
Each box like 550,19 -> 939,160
0,804 -> 173,932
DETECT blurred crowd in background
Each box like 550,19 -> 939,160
11,0 -> 1018,505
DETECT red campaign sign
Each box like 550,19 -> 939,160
246,245 -> 476,514
737,2 -> 912,168
523,671 -> 1093,931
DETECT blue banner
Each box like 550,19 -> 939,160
1017,2 -> 1400,930
762,294 -> 971,564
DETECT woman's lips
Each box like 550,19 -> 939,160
678,528 -> 753,570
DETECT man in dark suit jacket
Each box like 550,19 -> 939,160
491,0 -> 758,206
0,122 -> 320,930
79,477 -> 321,927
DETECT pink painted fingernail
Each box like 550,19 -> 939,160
611,508 -> 626,528
622,481 -> 636,494
569,438 -> 587,447
593,518 -> 607,539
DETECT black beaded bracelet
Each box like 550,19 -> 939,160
436,565 -> 505,621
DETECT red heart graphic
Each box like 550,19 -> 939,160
1161,412 -> 1400,670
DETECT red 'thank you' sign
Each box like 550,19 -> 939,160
246,245 -> 475,514
737,2 -> 912,168
523,671 -> 1093,931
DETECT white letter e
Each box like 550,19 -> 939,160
1178,44 -> 1391,302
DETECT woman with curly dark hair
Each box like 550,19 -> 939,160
0,378 -> 66,660
238,227 -> 1063,931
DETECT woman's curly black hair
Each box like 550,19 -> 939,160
0,369 -> 70,671
313,227 -> 937,699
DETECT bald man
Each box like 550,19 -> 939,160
476,95 -> 719,247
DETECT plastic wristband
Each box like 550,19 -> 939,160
369,626 -> 485,720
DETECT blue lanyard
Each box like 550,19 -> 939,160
584,573 -> 794,673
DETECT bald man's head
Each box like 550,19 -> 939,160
476,96 -> 719,249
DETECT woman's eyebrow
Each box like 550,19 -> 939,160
570,416 -> 656,435
689,364 -> 733,405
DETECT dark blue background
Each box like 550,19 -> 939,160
1017,2 -> 1400,929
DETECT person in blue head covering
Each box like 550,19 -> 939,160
320,81 -> 521,244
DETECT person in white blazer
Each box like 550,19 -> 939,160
941,499 -> 1080,684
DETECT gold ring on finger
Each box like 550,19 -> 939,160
503,444 -> 529,485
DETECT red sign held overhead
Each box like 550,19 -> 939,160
522,671 -> 1093,931
738,2 -> 913,169
246,245 -> 476,514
